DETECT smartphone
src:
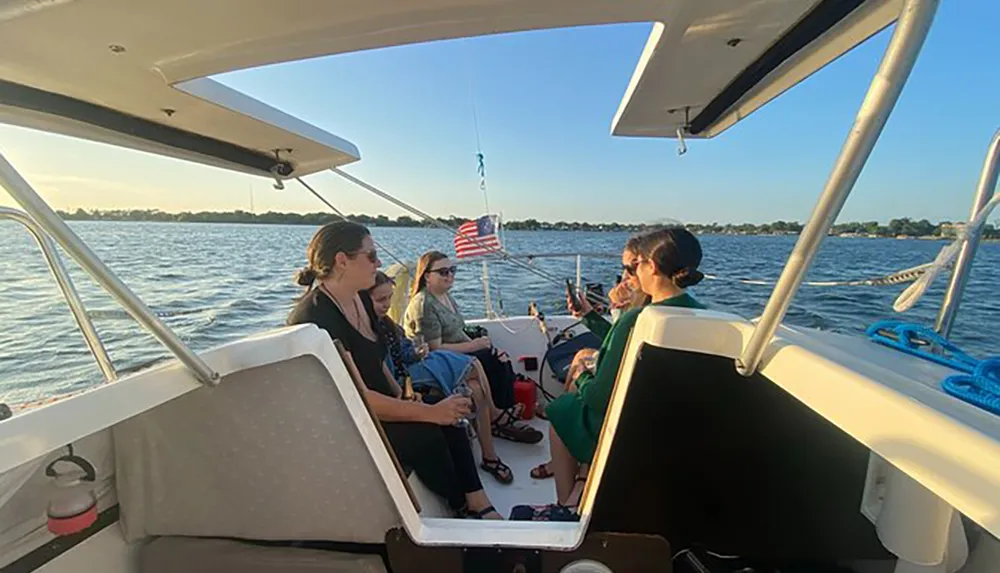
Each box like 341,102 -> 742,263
566,279 -> 582,312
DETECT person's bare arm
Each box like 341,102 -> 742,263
432,336 -> 491,354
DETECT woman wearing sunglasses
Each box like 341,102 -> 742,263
529,241 -> 650,479
369,271 -> 514,484
287,222 -> 502,519
515,226 -> 706,520
405,251 -> 543,445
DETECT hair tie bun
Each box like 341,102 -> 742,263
672,267 -> 704,288
294,266 -> 318,287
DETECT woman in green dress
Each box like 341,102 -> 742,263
514,227 -> 706,520
529,243 -> 649,479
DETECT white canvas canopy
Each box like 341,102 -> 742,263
0,0 -> 901,177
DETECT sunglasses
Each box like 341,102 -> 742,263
621,261 -> 639,275
428,266 -> 458,277
353,248 -> 379,264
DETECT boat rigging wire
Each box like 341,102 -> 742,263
328,167 -> 595,297
294,176 -> 409,269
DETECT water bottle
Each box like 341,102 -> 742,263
412,333 -> 427,360
451,382 -> 477,427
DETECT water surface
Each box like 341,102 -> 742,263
1,222 -> 996,405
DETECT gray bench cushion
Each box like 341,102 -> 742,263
114,356 -> 402,543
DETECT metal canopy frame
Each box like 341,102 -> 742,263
934,128 -> 1000,338
737,0 -> 940,376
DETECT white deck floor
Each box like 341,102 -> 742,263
471,417 -> 557,518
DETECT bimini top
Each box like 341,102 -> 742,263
0,0 -> 902,178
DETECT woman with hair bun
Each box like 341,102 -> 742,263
287,221 -> 502,519
515,226 -> 706,521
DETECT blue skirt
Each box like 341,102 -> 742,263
407,350 -> 475,394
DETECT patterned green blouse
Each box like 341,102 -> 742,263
403,289 -> 471,344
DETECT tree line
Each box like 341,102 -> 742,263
55,209 -> 998,239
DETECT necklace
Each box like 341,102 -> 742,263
320,284 -> 374,340
321,284 -> 360,323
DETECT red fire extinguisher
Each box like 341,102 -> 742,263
45,445 -> 98,536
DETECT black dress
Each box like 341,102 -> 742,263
287,288 -> 483,511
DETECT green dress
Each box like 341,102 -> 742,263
546,292 -> 705,463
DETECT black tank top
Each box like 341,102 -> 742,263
287,288 -> 396,398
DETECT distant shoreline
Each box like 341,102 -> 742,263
51,209 -> 999,241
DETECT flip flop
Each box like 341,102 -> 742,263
530,462 -> 554,480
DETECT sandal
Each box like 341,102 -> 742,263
530,461 -> 555,480
465,505 -> 501,520
480,457 -> 514,484
491,408 -> 543,444
508,402 -> 525,418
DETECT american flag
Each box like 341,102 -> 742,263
454,214 -> 502,259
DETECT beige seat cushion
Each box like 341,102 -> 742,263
139,536 -> 387,573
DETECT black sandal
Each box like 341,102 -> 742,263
480,457 -> 514,484
491,408 -> 543,444
465,505 -> 501,519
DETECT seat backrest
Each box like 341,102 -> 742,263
114,355 -> 403,544
589,345 -> 890,562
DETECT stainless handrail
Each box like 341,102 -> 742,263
452,252 -> 621,265
736,0 -> 940,376
0,207 -> 117,382
0,152 -> 219,386
934,128 -> 1000,338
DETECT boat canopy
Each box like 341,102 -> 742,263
0,0 -> 901,177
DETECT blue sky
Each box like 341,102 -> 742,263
2,2 -> 999,225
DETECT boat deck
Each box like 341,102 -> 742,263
473,418 -> 557,518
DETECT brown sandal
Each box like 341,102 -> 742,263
530,462 -> 555,479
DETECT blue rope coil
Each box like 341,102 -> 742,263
942,359 -> 1000,416
866,320 -> 1000,415
866,320 -> 978,372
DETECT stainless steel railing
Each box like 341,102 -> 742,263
736,0 -> 940,376
0,152 -> 219,386
0,207 -> 117,382
934,128 -> 1000,338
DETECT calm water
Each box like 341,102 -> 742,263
1,221 -> 998,405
